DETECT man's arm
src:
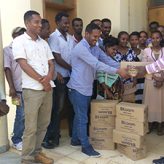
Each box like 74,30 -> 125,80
54,52 -> 72,70
78,47 -> 129,78
17,58 -> 43,82
137,57 -> 164,78
4,68 -> 17,97
40,59 -> 54,85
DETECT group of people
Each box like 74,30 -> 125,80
2,9 -> 164,164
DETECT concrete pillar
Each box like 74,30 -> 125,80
0,11 -> 10,153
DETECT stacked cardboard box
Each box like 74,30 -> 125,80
113,102 -> 148,161
90,100 -> 119,150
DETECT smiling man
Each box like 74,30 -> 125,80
67,23 -> 129,157
43,12 -> 75,149
12,10 -> 54,164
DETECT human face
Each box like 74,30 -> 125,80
40,23 -> 50,39
106,45 -> 118,57
151,32 -> 162,47
25,14 -> 42,35
101,22 -> 111,36
57,16 -> 70,33
130,35 -> 139,48
139,32 -> 148,44
73,20 -> 83,34
85,29 -> 101,47
119,34 -> 129,47
150,23 -> 158,33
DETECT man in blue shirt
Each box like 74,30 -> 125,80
67,23 -> 129,157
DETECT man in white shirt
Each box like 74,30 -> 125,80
12,10 -> 54,164
72,17 -> 83,44
43,12 -> 74,149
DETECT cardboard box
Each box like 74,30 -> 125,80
121,62 -> 151,77
91,115 -> 115,127
91,100 -> 119,126
116,118 -> 148,136
91,100 -> 119,116
113,129 -> 145,148
89,124 -> 114,138
117,144 -> 147,161
90,136 -> 115,150
116,102 -> 148,122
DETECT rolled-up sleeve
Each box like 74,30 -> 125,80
78,47 -> 117,74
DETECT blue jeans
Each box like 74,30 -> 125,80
44,77 -> 74,143
68,89 -> 91,147
11,92 -> 25,144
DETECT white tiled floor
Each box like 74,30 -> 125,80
0,96 -> 164,164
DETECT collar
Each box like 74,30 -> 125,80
72,35 -> 78,43
55,29 -> 68,38
24,32 -> 41,41
9,42 -> 13,48
82,38 -> 91,49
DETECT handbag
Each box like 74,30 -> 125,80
0,101 -> 9,117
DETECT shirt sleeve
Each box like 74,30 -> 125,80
12,38 -> 27,60
96,47 -> 121,68
146,57 -> 164,74
3,47 -> 12,69
144,48 -> 164,74
77,47 -> 117,74
48,35 -> 60,54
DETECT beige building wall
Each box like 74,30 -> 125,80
77,0 -> 148,37
0,0 -> 43,47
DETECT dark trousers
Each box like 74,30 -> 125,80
44,77 -> 74,144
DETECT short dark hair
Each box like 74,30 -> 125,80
41,19 -> 49,26
55,12 -> 69,23
90,19 -> 101,24
24,10 -> 40,22
101,18 -> 111,24
72,18 -> 83,26
149,21 -> 159,27
103,36 -> 119,48
129,31 -> 140,38
139,31 -> 148,38
118,31 -> 129,39
85,23 -> 101,33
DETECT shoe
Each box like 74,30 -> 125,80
41,141 -> 55,149
82,145 -> 101,157
12,141 -> 22,151
35,152 -> 54,164
153,157 -> 164,164
71,139 -> 81,147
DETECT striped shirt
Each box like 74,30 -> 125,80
146,48 -> 164,74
